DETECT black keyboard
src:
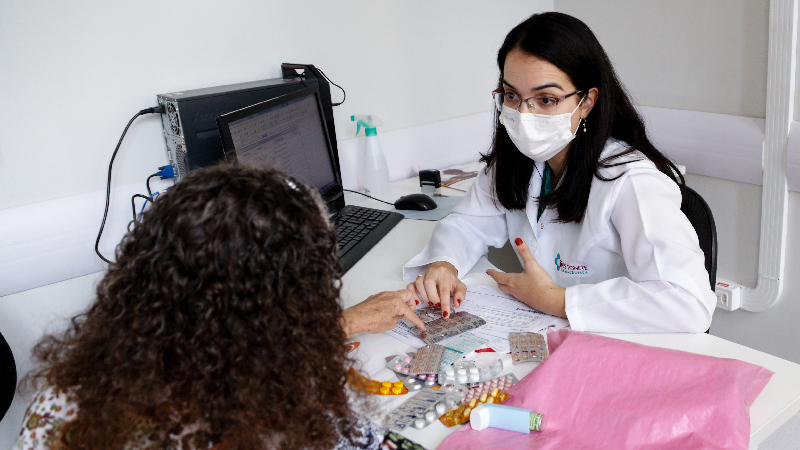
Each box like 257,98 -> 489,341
333,205 -> 403,273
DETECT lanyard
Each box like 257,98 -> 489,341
537,163 -> 554,222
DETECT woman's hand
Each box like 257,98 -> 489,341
408,261 -> 467,319
341,289 -> 426,339
486,238 -> 567,318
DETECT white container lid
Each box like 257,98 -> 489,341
470,404 -> 490,431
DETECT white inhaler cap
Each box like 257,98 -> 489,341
470,404 -> 491,431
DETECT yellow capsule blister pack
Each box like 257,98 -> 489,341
346,367 -> 409,395
438,387 -> 510,427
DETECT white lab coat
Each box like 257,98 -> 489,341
404,139 -> 716,333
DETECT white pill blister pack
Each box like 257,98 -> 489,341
384,389 -> 464,431
438,358 -> 504,386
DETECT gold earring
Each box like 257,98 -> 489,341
582,118 -> 587,133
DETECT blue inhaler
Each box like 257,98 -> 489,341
470,403 -> 544,433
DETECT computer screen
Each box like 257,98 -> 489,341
217,87 -> 338,195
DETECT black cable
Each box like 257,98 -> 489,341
131,194 -> 151,222
317,69 -> 346,106
343,189 -> 395,206
146,173 -> 158,196
95,106 -> 164,264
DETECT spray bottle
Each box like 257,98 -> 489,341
352,114 -> 391,202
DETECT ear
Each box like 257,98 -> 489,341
581,87 -> 599,118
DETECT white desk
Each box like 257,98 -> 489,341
341,180 -> 800,450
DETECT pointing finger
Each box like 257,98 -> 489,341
398,301 -> 426,331
439,281 -> 451,319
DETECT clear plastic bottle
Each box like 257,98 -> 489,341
352,114 -> 391,202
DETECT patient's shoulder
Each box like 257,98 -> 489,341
16,385 -> 79,450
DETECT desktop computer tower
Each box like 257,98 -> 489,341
156,63 -> 340,180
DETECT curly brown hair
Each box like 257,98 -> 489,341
26,164 -> 361,450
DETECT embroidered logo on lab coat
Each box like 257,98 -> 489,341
554,253 -> 589,276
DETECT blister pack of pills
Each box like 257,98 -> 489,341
438,358 -> 504,385
384,389 -> 464,431
386,353 -> 414,375
438,387 -> 511,427
409,311 -> 487,345
460,374 -> 518,404
385,352 -> 438,390
407,373 -> 439,387
409,344 -> 447,375
401,374 -> 431,391
509,332 -> 549,364
346,367 -> 409,395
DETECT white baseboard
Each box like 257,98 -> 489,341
0,177 -> 174,297
1,108 -> 797,297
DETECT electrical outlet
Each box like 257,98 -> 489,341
715,278 -> 742,311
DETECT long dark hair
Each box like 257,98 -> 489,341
482,12 -> 683,222
25,164 -> 360,450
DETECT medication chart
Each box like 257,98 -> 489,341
456,286 -> 564,336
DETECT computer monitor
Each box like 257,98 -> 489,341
216,86 -> 344,211
216,85 -> 404,274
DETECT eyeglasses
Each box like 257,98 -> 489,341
492,88 -> 583,115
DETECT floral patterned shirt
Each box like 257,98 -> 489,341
15,386 -> 78,450
14,386 -> 420,450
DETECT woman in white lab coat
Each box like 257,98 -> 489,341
405,12 -> 716,333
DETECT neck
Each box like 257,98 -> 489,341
547,145 -> 570,181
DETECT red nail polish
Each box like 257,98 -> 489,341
515,238 -> 523,246
415,299 -> 420,305
436,303 -> 441,308
443,311 -> 450,318
428,302 -> 434,307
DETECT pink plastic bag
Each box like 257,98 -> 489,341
439,329 -> 773,450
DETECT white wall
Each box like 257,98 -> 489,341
0,0 -> 550,211
556,0 -> 770,118
553,0 -> 800,366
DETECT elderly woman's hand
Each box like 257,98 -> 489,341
342,289 -> 426,339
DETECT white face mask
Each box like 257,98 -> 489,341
499,98 -> 584,162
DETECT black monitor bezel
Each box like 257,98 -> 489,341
216,85 -> 344,205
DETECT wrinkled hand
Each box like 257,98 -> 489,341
342,289 -> 426,338
486,238 -> 567,318
407,261 -> 467,319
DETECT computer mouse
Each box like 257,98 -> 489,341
394,193 -> 438,211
